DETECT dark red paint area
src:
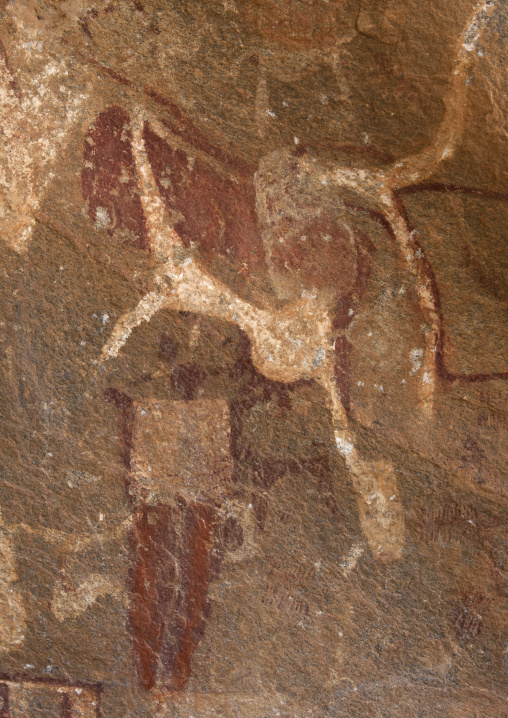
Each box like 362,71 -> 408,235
128,500 -> 224,692
0,683 -> 8,718
104,388 -> 135,474
162,502 -> 220,691
60,692 -> 73,718
82,106 -> 148,250
268,213 -> 358,297
143,123 -> 266,276
128,505 -> 178,691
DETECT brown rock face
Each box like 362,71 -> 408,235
0,1 -> 507,716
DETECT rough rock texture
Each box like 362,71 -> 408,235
0,1 -> 507,716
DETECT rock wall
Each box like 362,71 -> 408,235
0,1 -> 507,716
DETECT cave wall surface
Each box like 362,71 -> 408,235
0,1 -> 507,716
